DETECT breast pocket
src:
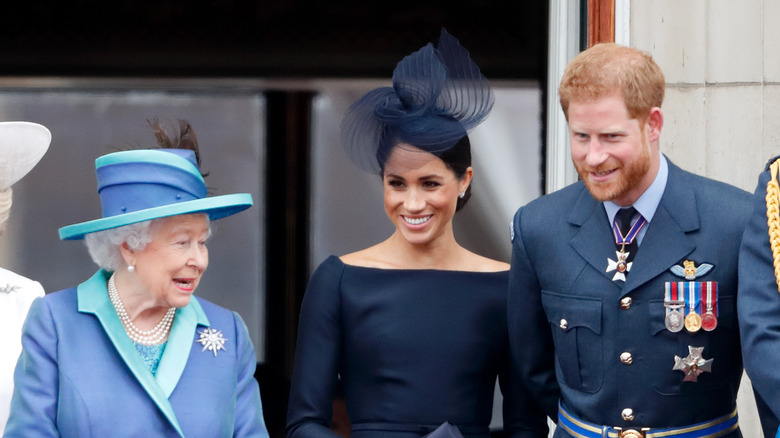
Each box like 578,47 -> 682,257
541,290 -> 603,393
648,295 -> 736,396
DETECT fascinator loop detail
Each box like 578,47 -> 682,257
341,29 -> 494,173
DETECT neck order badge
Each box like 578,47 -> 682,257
606,208 -> 646,282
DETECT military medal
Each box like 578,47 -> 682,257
664,282 -> 685,332
685,311 -> 702,332
668,260 -> 719,333
614,251 -> 630,274
673,346 -> 713,382
606,250 -> 632,282
684,282 -> 702,333
606,213 -> 647,282
701,281 -> 718,331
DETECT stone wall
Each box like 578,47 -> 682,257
630,1 -> 775,435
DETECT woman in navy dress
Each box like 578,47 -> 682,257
286,30 -> 548,438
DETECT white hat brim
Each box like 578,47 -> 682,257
0,122 -> 52,190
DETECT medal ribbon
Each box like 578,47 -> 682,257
686,281 -> 701,315
664,281 -> 682,303
664,282 -> 685,332
704,281 -> 718,315
664,282 -> 684,315
612,214 -> 647,246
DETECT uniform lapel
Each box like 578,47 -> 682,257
568,185 -> 621,283
567,161 -> 699,294
622,161 -> 698,296
77,270 -> 185,438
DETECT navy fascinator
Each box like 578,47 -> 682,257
341,29 -> 494,173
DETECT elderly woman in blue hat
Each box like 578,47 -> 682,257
5,121 -> 268,437
286,31 -> 548,438
0,121 -> 50,433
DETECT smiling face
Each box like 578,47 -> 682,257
568,92 -> 662,206
383,144 -> 472,247
128,213 -> 210,308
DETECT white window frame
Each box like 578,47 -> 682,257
545,0 -> 630,194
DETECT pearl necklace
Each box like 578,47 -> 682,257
108,274 -> 175,346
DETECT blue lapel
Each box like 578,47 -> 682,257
568,184 -> 619,285
156,297 -> 209,397
567,159 -> 698,296
77,270 -> 210,438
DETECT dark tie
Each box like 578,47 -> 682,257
616,207 -> 640,265
617,207 -> 637,237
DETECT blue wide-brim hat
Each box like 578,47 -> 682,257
58,148 -> 253,240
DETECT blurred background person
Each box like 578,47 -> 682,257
5,119 -> 268,437
0,121 -> 51,432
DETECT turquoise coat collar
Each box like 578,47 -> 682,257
76,270 -> 211,437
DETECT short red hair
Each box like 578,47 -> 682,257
559,43 -> 665,123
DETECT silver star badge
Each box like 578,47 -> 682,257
606,250 -> 632,282
195,328 -> 228,357
0,283 -> 20,294
673,346 -> 713,382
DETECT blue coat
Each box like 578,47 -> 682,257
508,159 -> 750,435
4,270 -> 268,438
738,157 -> 780,438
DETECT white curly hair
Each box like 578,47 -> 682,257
84,220 -> 155,271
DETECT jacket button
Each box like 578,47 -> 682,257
620,352 -> 633,365
559,319 -> 568,330
620,297 -> 632,309
621,408 -> 635,421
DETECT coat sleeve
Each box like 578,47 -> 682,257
498,336 -> 549,437
233,311 -> 270,437
507,207 -> 560,420
738,164 -> 780,435
4,297 -> 59,437
286,258 -> 343,438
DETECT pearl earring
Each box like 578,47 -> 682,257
127,265 -> 135,273
459,192 -> 466,199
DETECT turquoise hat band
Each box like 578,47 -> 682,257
96,149 -> 203,181
58,193 -> 253,240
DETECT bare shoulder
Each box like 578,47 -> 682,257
462,251 -> 509,273
340,244 -> 393,269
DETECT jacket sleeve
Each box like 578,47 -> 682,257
738,164 -> 780,433
498,336 -> 550,437
286,258 -> 343,438
233,311 -> 270,437
4,297 -> 59,437
507,207 -> 560,420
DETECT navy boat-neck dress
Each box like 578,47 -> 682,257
286,256 -> 547,438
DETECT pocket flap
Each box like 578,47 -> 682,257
541,290 -> 602,335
